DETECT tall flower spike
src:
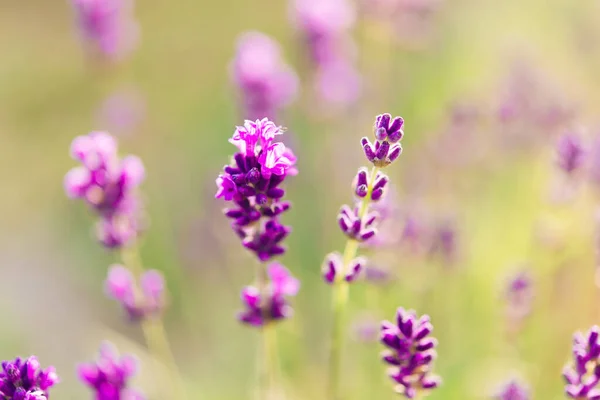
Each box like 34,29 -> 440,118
0,356 -> 59,400
105,264 -> 165,321
556,132 -> 586,175
362,113 -> 404,167
70,0 -> 140,61
563,325 -> 600,399
65,131 -> 145,249
238,263 -> 300,326
230,32 -> 299,120
380,308 -> 441,398
78,342 -> 144,400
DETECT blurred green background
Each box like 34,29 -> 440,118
3,0 -> 600,398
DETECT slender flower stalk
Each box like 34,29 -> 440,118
215,118 -> 298,398
64,131 -> 187,399
324,113 -> 404,399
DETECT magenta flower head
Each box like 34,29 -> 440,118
0,357 -> 58,400
380,308 -> 441,398
556,132 -> 586,175
216,118 -> 297,261
230,32 -> 299,120
563,326 -> 600,399
78,342 -> 144,400
322,252 -> 366,284
290,0 -> 356,65
239,263 -> 300,327
105,264 -> 165,321
362,113 -> 404,168
70,0 -> 139,60
65,131 -> 145,248
494,379 -> 530,400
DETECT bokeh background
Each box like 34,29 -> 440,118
2,0 -> 600,398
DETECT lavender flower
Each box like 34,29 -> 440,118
362,114 -> 404,167
238,263 -> 300,326
337,204 -> 379,241
563,326 -> 600,399
70,0 -> 139,60
230,32 -> 299,119
322,252 -> 366,284
556,133 -> 586,175
216,118 -> 296,261
494,379 -> 529,400
354,167 -> 389,201
105,264 -> 165,321
0,357 -> 58,400
290,0 -> 356,65
505,270 -> 533,324
78,342 -> 144,400
380,308 -> 441,398
65,131 -> 145,248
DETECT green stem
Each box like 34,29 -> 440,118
256,262 -> 280,400
120,246 -> 188,400
328,167 -> 379,399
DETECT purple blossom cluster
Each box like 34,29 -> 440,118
494,379 -> 529,400
322,113 -> 402,284
231,33 -> 299,120
0,357 -> 58,400
380,308 -> 440,398
105,264 -> 165,321
78,343 -> 144,400
239,263 -> 300,326
215,118 -> 299,326
563,326 -> 600,399
70,0 -> 140,61
556,133 -> 586,175
290,0 -> 361,106
64,131 -> 145,249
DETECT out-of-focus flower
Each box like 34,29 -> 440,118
65,131 -> 145,249
563,326 -> 600,399
105,264 -> 165,321
95,88 -> 146,135
556,133 -> 586,175
381,308 -> 441,398
322,252 -> 365,284
0,357 -> 58,400
504,269 -> 533,325
78,342 -> 144,400
70,0 -> 140,61
351,313 -> 380,343
238,263 -> 300,326
314,59 -> 362,107
494,379 -> 530,400
290,0 -> 355,64
230,33 -> 299,120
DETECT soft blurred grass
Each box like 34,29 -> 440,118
2,0 -> 600,398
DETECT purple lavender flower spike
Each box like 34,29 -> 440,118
105,264 -> 165,321
238,263 -> 300,327
230,32 -> 299,119
495,379 -> 529,400
353,168 -> 389,201
362,114 -> 405,168
556,132 -> 586,175
563,326 -> 600,399
65,131 -> 146,249
380,308 -> 441,398
0,357 -> 58,400
216,119 -> 296,262
78,342 -> 144,400
70,0 -> 140,61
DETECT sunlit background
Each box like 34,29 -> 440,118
2,0 -> 600,398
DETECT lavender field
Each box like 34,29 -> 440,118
1,0 -> 600,399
